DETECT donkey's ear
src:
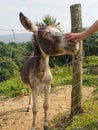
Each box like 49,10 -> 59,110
19,12 -> 38,33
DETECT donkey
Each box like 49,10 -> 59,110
19,12 -> 79,130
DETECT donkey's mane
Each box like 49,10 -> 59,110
33,34 -> 42,56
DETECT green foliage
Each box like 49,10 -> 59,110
0,41 -> 33,82
84,32 -> 98,56
50,97 -> 98,130
0,42 -> 12,57
93,87 -> 98,94
0,73 -> 28,97
36,15 -> 57,27
42,15 -> 56,26
51,66 -> 72,88
0,55 -> 98,98
0,63 -> 98,98
83,74 -> 98,87
49,55 -> 72,67
66,97 -> 98,130
84,56 -> 98,67
84,56 -> 98,77
0,22 -> 98,97
0,41 -> 33,69
0,56 -> 19,82
8,42 -> 32,68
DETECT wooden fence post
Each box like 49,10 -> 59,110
70,4 -> 83,117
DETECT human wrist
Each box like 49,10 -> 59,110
82,31 -> 88,40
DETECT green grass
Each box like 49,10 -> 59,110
51,66 -> 98,93
66,97 -> 98,130
83,74 -> 98,87
49,96 -> 98,130
51,66 -> 72,87
84,56 -> 98,67
0,56 -> 98,129
0,66 -> 98,98
0,75 -> 28,98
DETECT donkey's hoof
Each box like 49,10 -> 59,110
44,126 -> 49,130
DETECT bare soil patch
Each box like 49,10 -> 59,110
0,86 -> 94,130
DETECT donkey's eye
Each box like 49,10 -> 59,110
43,31 -> 54,41
43,32 -> 51,39
44,32 -> 51,36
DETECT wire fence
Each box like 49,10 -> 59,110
0,29 -> 98,130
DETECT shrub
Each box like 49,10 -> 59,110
0,74 -> 28,97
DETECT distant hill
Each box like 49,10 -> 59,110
0,33 -> 32,43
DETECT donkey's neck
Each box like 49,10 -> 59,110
33,35 -> 50,69
34,50 -> 49,68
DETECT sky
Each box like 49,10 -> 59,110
0,0 -> 98,33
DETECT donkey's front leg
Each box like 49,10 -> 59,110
43,84 -> 50,130
31,92 -> 38,130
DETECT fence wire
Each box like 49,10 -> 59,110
0,29 -> 98,130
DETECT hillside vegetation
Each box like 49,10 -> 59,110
0,24 -> 98,97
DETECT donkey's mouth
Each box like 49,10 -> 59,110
64,40 -> 79,54
64,46 -> 79,54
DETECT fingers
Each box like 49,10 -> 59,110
65,33 -> 81,42
66,33 -> 77,41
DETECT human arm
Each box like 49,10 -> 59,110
66,20 -> 98,42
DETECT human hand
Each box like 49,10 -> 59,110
66,32 -> 86,42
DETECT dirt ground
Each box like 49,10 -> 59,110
0,86 -> 94,130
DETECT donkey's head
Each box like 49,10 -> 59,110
19,13 -> 79,56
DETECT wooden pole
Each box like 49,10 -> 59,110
70,4 -> 83,117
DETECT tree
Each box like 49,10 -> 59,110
36,15 -> 57,27
84,32 -> 98,56
0,56 -> 19,82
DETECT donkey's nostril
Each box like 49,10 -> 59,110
69,40 -> 77,45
